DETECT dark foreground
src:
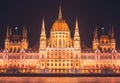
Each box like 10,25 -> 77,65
1,73 -> 120,77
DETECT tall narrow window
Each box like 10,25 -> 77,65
76,55 -> 78,59
42,54 -> 44,59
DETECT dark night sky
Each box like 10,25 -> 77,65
0,0 -> 120,49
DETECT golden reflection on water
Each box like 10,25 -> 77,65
0,77 -> 120,83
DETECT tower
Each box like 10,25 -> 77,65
39,19 -> 47,70
92,27 -> 99,50
39,19 -> 47,51
5,26 -> 10,49
110,26 -> 116,49
5,26 -> 29,51
22,26 -> 28,50
73,19 -> 81,71
73,19 -> 81,50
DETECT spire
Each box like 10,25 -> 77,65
74,18 -> 81,50
23,26 -> 25,39
75,18 -> 78,29
6,26 -> 9,38
40,18 -> 46,40
109,27 -> 111,36
39,18 -> 46,51
74,18 -> 80,40
42,19 -> 45,31
58,4 -> 62,20
25,28 -> 27,39
10,28 -> 12,37
111,26 -> 114,38
23,25 -> 27,39
94,26 -> 98,39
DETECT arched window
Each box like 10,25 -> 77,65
76,55 -> 78,59
101,41 -> 104,43
22,55 -> 24,59
113,56 -> 115,59
42,54 -> 44,58
18,47 -> 20,52
14,47 -> 17,52
76,63 -> 78,66
106,41 -> 108,43
59,39 -> 61,47
96,56 -> 98,59
10,48 -> 12,52
55,63 -> 57,66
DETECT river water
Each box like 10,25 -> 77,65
0,77 -> 119,83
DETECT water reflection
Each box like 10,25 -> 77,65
0,77 -> 120,83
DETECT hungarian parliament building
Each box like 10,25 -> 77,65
0,6 -> 120,74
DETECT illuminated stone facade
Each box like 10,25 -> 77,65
39,6 -> 81,73
0,6 -> 120,74
5,26 -> 28,51
92,27 -> 116,51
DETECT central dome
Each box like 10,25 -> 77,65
51,5 -> 69,32
51,19 -> 69,31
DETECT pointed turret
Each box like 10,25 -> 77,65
111,26 -> 114,38
40,19 -> 46,40
73,18 -> 81,50
92,26 -> 99,50
6,26 -> 9,38
22,26 -> 27,39
25,28 -> 27,39
39,19 -> 47,51
10,28 -> 12,37
58,4 -> 62,20
74,19 -> 80,40
110,26 -> 116,50
22,26 -> 25,39
22,25 -> 28,50
94,26 -> 98,39
5,26 -> 10,49
109,28 -> 111,37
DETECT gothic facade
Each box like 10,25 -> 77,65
0,6 -> 120,74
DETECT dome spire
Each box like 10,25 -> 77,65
58,4 -> 62,20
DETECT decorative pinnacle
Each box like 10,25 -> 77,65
75,18 -> 78,29
111,25 -> 114,38
94,26 -> 98,39
6,26 -> 9,38
23,26 -> 26,38
10,28 -> 12,36
41,18 -> 46,37
58,4 -> 62,19
42,18 -> 45,31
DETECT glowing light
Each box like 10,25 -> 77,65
15,27 -> 18,30
101,27 -> 104,30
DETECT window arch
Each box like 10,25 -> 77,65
76,55 -> 78,59
42,54 -> 44,58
